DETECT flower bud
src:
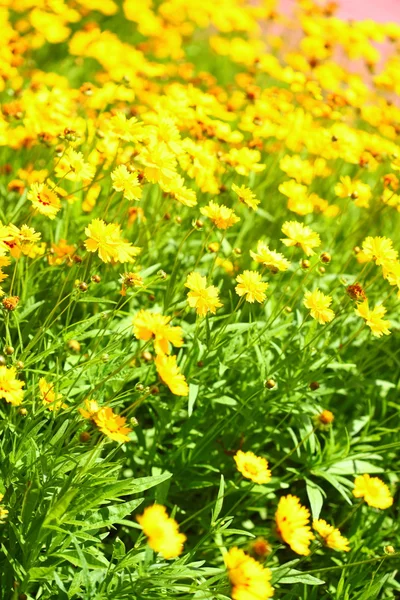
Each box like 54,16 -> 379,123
4,346 -> 14,356
91,274 -> 101,283
320,252 -> 331,263
309,381 -> 320,391
80,431 -> 91,443
301,259 -> 310,269
265,378 -> 276,389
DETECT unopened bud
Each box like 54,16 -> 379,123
320,252 -> 331,264
265,378 -> 276,389
309,381 -> 320,390
301,259 -> 310,269
80,431 -> 91,443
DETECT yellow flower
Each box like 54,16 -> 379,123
28,183 -> 61,220
55,148 -> 95,182
275,495 -> 315,556
355,299 -> 391,337
304,289 -> 335,324
232,183 -> 260,210
133,310 -> 183,355
200,201 -> 240,230
93,407 -> 132,443
250,241 -> 291,272
279,180 -> 314,216
137,504 -> 186,559
353,474 -> 393,509
185,272 -> 222,316
0,506 -> 8,524
110,112 -> 145,142
84,218 -> 141,263
235,270 -> 268,303
234,450 -> 271,484
281,221 -> 321,256
155,354 -> 189,396
225,547 -> 274,600
79,399 -> 100,420
139,142 -> 177,185
39,378 -> 66,411
111,165 -> 142,201
362,236 -> 398,266
0,366 -> 24,406
313,519 -> 350,552
335,176 -> 371,208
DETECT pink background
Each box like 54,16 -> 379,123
279,0 -> 400,23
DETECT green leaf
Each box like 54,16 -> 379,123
305,478 -> 325,520
212,475 -> 224,524
188,383 -> 199,417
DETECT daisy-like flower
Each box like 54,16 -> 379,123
137,504 -> 186,559
39,378 -> 66,411
109,112 -> 145,142
355,299 -> 391,337
281,221 -> 321,256
138,142 -> 177,185
55,148 -> 95,182
234,450 -> 271,484
353,474 -> 393,509
250,241 -> 291,272
84,218 -> 141,264
111,165 -> 142,201
313,519 -> 350,552
200,201 -> 240,230
155,354 -> 189,396
92,406 -> 132,443
225,547 -> 274,600
304,289 -> 335,324
28,183 -> 61,219
185,272 -> 222,317
0,366 -> 25,406
133,310 -> 183,355
232,183 -> 260,210
361,236 -> 398,266
235,270 -> 268,303
79,399 -> 100,419
335,176 -> 371,208
275,495 -> 315,556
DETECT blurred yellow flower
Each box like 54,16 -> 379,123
353,474 -> 393,509
275,495 -> 314,556
137,504 -> 186,559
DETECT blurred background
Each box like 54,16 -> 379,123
280,0 -> 400,23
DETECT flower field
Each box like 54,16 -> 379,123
0,0 -> 399,598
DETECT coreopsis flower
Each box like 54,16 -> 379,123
234,450 -> 271,484
2,296 -> 19,311
6,224 -> 41,258
133,310 -> 183,355
304,289 -> 335,324
155,354 -> 189,396
111,165 -> 142,201
313,519 -> 350,552
225,547 -> 274,600
232,183 -> 260,210
0,506 -> 8,524
200,201 -> 240,230
139,142 -> 177,185
0,366 -> 24,406
281,221 -> 321,256
362,236 -> 398,266
109,112 -> 145,142
48,239 -> 76,266
184,272 -> 222,316
92,406 -> 132,443
39,378 -> 66,411
250,241 -> 291,272
84,219 -> 141,263
55,148 -> 95,182
353,474 -> 393,509
163,176 -> 197,207
335,176 -> 371,208
355,300 -> 391,337
137,504 -> 186,559
279,180 -> 314,216
79,399 -> 100,420
28,183 -> 61,219
275,495 -> 315,556
119,272 -> 143,296
235,270 -> 268,303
